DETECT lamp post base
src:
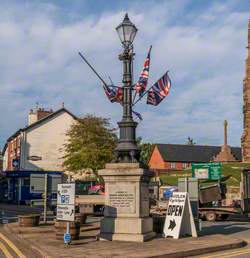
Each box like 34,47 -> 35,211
114,120 -> 140,163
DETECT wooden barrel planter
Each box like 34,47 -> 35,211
18,214 -> 40,227
54,220 -> 80,240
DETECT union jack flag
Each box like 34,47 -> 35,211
103,85 -> 123,103
134,46 -> 151,96
146,71 -> 171,106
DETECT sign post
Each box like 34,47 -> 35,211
163,192 -> 197,239
57,183 -> 75,244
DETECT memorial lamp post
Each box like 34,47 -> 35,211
114,14 -> 140,163
98,14 -> 156,242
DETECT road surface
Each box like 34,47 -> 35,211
191,216 -> 250,258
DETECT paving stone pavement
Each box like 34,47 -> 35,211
3,222 -> 246,258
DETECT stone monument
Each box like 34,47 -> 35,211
214,120 -> 236,162
242,20 -> 250,162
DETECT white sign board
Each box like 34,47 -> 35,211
57,183 -> 75,221
194,168 -> 209,179
57,205 -> 75,221
163,192 -> 197,239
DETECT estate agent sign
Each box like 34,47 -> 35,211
192,162 -> 222,180
163,192 -> 197,239
57,183 -> 75,221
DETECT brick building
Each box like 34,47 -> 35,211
148,144 -> 242,172
2,107 -> 76,171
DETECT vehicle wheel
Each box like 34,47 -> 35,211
205,212 -> 216,221
220,214 -> 229,220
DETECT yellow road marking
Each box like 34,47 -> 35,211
0,241 -> 13,258
201,247 -> 250,258
219,248 -> 250,258
0,233 -> 26,258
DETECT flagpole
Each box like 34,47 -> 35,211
132,84 -> 137,104
78,52 -> 108,87
132,45 -> 152,105
132,70 -> 169,106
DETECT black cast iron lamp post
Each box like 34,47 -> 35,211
114,13 -> 140,163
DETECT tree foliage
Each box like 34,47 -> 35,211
137,137 -> 154,167
63,114 -> 118,173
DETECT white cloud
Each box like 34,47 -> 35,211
0,0 -> 248,148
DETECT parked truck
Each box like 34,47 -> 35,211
198,169 -> 250,221
151,169 -> 250,221
198,183 -> 241,221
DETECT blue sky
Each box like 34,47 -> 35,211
0,0 -> 250,148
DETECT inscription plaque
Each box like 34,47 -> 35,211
108,184 -> 136,215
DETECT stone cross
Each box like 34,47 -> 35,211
224,120 -> 228,146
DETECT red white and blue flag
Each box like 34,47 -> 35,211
103,85 -> 123,103
134,46 -> 151,96
146,71 -> 171,106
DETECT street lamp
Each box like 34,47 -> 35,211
116,13 -> 137,49
114,13 -> 140,163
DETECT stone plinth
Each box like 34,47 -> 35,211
214,145 -> 236,162
98,163 -> 156,242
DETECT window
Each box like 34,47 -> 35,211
182,163 -> 188,169
170,163 -> 176,169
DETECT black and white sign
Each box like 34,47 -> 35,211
57,183 -> 75,221
57,205 -> 75,221
163,192 -> 197,239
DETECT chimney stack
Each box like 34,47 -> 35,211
28,107 -> 53,125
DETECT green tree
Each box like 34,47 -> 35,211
63,114 -> 118,173
137,137 -> 154,167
